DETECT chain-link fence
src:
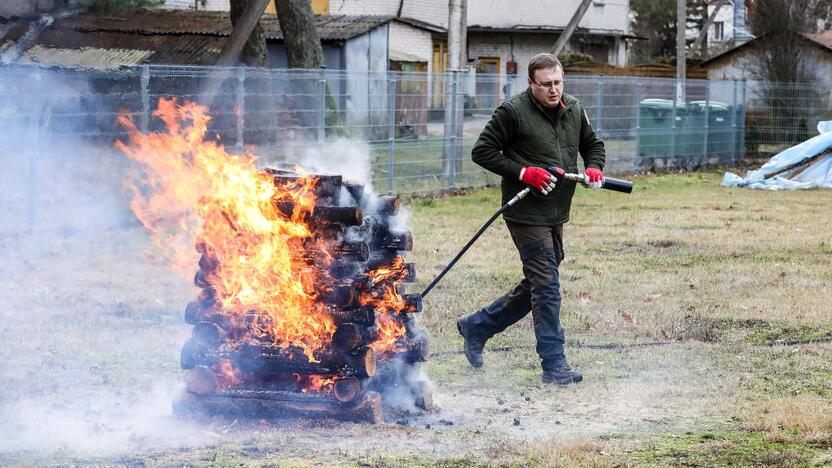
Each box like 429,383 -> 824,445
1,63 -> 829,233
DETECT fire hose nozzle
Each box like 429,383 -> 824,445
562,172 -> 633,194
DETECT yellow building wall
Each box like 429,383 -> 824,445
268,0 -> 328,15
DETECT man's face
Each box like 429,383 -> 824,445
528,66 -> 564,108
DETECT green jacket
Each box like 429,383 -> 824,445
471,88 -> 606,226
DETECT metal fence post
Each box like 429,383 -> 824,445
236,67 -> 245,150
703,82 -> 710,168
634,78 -> 642,171
448,70 -> 459,191
670,78 -> 678,169
386,73 -> 397,195
596,75 -> 604,135
318,69 -> 326,144
731,79 -> 738,165
140,64 -> 150,133
28,65 -> 42,234
738,80 -> 747,163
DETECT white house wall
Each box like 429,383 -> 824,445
344,25 -> 389,128
334,0 -> 629,34
332,0 -> 448,28
389,22 -> 433,64
467,0 -> 629,34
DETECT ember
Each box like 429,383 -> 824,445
116,98 -> 431,423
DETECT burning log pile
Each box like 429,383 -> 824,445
113,98 -> 431,424
173,169 -> 431,424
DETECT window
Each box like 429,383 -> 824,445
713,21 -> 724,41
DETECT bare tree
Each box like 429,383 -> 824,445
750,0 -> 824,144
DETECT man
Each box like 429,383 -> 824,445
457,53 -> 605,385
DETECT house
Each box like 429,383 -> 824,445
700,30 -> 832,82
160,1 -> 634,109
700,30 -> 832,137
705,0 -> 754,56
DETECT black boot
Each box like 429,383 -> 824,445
457,317 -> 486,368
541,362 -> 583,385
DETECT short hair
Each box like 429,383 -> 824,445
528,53 -> 563,79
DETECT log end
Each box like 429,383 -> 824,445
185,365 -> 217,396
193,321 -> 224,348
333,376 -> 363,403
332,322 -> 362,351
352,346 -> 376,378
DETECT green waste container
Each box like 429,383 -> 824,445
688,100 -> 733,163
638,98 -> 686,169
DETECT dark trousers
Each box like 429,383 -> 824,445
465,221 -> 566,371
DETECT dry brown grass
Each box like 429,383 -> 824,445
2,171 -> 832,465
744,395 -> 832,444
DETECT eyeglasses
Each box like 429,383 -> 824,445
532,80 -> 564,90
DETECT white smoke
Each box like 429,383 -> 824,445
289,138 -> 373,187
0,383 -> 211,454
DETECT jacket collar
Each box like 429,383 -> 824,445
525,87 -> 575,120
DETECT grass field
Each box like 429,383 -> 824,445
1,171 -> 831,466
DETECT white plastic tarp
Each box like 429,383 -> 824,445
722,121 -> 832,189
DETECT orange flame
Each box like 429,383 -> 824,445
214,359 -> 242,389
297,373 -> 336,393
362,257 -> 409,353
115,98 -> 335,361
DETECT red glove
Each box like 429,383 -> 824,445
585,167 -> 604,189
520,166 -> 557,194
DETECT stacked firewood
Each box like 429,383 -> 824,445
174,169 -> 431,424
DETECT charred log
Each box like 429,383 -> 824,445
377,196 -> 400,216
366,249 -> 401,270
194,269 -> 215,289
197,287 -> 221,310
329,260 -> 360,280
376,231 -> 412,251
198,253 -> 219,272
173,389 -> 383,423
402,293 -> 423,313
326,306 -> 375,325
389,336 -> 429,363
344,182 -> 365,204
332,322 -> 378,351
267,171 -> 343,201
185,365 -> 217,395
320,285 -> 358,309
192,320 -> 228,347
332,376 -> 365,403
186,343 -> 377,378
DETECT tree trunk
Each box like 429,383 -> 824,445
550,0 -> 594,56
275,0 -> 325,69
229,0 -> 269,67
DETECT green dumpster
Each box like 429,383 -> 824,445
638,98 -> 686,169
688,100 -> 733,164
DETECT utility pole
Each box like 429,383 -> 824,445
447,0 -> 464,70
551,0 -> 594,56
443,0 -> 467,176
691,0 -> 726,57
676,0 -> 686,102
